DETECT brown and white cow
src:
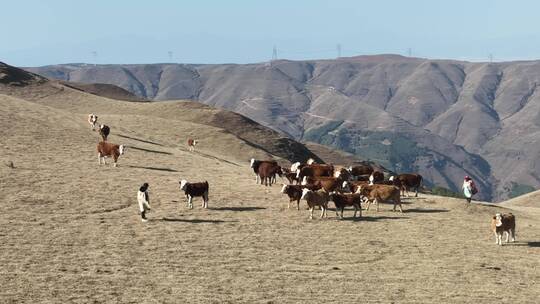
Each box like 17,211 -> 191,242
99,124 -> 110,141
395,173 -> 423,197
88,113 -> 98,130
97,141 -> 125,167
348,164 -> 374,178
179,180 -> 209,209
297,164 -> 334,181
187,138 -> 198,152
250,159 -> 278,184
257,161 -> 282,186
357,184 -> 403,212
302,176 -> 345,193
369,171 -> 384,185
491,213 -> 516,245
280,184 -> 323,210
301,188 -> 330,220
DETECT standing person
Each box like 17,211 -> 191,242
137,183 -> 151,222
462,176 -> 477,203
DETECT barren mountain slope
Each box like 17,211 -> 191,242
1,70 -> 539,303
27,56 -> 540,201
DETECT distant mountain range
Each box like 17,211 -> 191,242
26,55 -> 540,201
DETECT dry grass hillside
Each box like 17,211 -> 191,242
1,73 -> 539,303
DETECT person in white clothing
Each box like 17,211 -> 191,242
137,183 -> 151,222
462,176 -> 477,203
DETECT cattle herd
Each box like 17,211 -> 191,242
87,114 -> 517,246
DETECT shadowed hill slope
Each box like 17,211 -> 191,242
27,56 -> 540,201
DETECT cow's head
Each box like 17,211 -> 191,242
356,185 -> 365,194
99,124 -> 104,130
250,158 -> 255,168
306,158 -> 315,165
179,179 -> 188,191
389,176 -> 395,181
301,176 -> 308,185
280,184 -> 288,194
290,162 -> 300,172
296,168 -> 302,179
494,213 -> 503,227
342,181 -> 350,191
119,145 -> 125,155
301,188 -> 311,200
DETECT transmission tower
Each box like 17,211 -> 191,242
92,51 -> 98,66
407,48 -> 412,57
489,53 -> 493,63
168,51 -> 173,62
337,43 -> 342,58
272,45 -> 278,61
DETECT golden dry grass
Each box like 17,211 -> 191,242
0,87 -> 539,303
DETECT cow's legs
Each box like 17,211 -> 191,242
188,195 -> 193,209
309,207 -> 314,220
415,186 -> 419,197
320,206 -> 325,218
510,229 -> 516,242
98,154 -> 102,164
296,199 -> 300,210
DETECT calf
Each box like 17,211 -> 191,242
99,124 -> 110,141
281,184 -> 303,210
179,180 -> 209,209
396,173 -> 423,197
187,138 -> 198,152
97,141 -> 125,167
301,188 -> 330,220
257,162 -> 281,186
357,184 -> 403,212
88,113 -> 98,130
250,159 -> 278,184
329,192 -> 362,219
491,213 -> 516,245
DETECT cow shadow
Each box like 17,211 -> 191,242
209,206 -> 266,212
403,208 -> 449,213
511,241 -> 540,248
339,215 -> 407,222
127,165 -> 178,172
129,146 -> 173,155
158,217 -> 233,224
117,134 -> 165,146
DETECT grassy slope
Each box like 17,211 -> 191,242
0,87 -> 539,303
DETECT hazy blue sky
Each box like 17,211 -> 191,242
2,0 -> 540,66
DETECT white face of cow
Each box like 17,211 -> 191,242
296,168 -> 302,178
301,176 -> 308,185
307,158 -> 314,165
342,181 -> 349,190
280,184 -> 288,193
100,124 -> 104,130
301,188 -> 310,200
389,176 -> 395,181
119,145 -> 125,155
495,213 -> 503,227
250,158 -> 255,168
290,162 -> 300,172
180,179 -> 188,191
